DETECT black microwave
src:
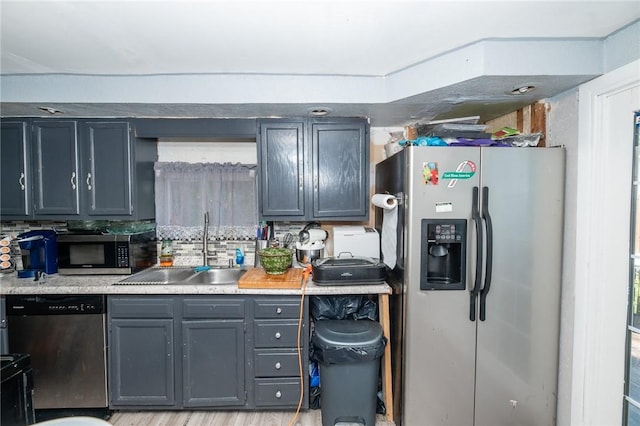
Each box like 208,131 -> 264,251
57,232 -> 157,275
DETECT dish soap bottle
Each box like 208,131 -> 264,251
160,240 -> 174,267
235,248 -> 244,267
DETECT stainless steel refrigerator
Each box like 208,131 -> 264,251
375,146 -> 565,426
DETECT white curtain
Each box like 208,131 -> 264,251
154,162 -> 258,240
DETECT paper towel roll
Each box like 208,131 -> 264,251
372,193 -> 398,268
372,193 -> 398,210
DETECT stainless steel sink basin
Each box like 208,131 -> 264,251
116,266 -> 245,285
185,268 -> 246,285
119,267 -> 195,284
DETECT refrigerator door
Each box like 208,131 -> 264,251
474,147 -> 564,426
403,146 -> 482,426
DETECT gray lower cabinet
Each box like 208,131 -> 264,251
257,117 -> 369,221
108,295 -> 308,411
181,297 -> 246,408
108,297 -> 176,407
250,297 -> 309,409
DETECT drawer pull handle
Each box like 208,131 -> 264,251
86,173 -> 92,191
275,362 -> 281,370
70,172 -> 77,190
19,172 -> 25,190
275,390 -> 282,399
275,332 -> 281,339
276,307 -> 282,314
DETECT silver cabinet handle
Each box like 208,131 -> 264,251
70,172 -> 76,190
314,176 -> 318,191
19,172 -> 25,190
86,173 -> 92,191
274,332 -> 281,339
276,307 -> 282,314
275,362 -> 281,370
275,390 -> 282,399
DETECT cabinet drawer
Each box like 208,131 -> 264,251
254,349 -> 301,377
254,320 -> 300,348
109,297 -> 174,318
254,378 -> 301,407
253,298 -> 301,319
182,298 -> 244,319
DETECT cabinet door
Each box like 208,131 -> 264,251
32,121 -> 79,215
182,320 -> 245,407
257,120 -> 306,219
0,121 -> 30,216
311,120 -> 369,219
81,122 -> 133,216
109,318 -> 175,407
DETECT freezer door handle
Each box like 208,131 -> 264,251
470,186 -> 483,321
480,186 -> 494,321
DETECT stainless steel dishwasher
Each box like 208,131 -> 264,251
6,295 -> 108,417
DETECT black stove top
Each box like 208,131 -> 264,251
0,353 -> 31,382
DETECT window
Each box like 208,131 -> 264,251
154,162 -> 258,240
626,111 -> 640,425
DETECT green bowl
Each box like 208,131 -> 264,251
258,248 -> 293,274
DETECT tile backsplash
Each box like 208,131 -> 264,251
0,221 -> 313,270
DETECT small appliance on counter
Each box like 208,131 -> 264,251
332,226 -> 380,259
296,222 -> 328,265
311,254 -> 386,285
57,231 -> 156,275
16,230 -> 58,279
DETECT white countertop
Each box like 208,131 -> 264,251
0,270 -> 392,296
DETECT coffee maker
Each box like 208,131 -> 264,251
17,230 -> 58,278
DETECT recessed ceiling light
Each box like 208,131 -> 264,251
510,85 -> 536,95
308,107 -> 332,117
37,106 -> 63,114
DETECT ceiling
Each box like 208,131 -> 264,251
1,1 -> 639,127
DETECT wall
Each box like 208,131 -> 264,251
551,59 -> 640,425
546,88 -> 580,425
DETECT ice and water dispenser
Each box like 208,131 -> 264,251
420,219 -> 466,290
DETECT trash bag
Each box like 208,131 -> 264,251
310,295 -> 378,321
311,335 -> 387,364
310,319 -> 386,364
309,386 -> 321,409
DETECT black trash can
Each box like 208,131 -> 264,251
311,319 -> 385,426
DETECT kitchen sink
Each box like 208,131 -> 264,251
185,268 -> 246,285
118,267 -> 195,284
116,266 -> 245,285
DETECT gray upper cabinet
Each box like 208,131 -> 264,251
80,122 -> 133,216
257,118 -> 369,221
0,121 -> 31,216
32,120 -> 80,216
258,121 -> 306,219
311,121 -> 369,219
0,119 -> 157,220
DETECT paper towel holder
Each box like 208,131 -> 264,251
383,191 -> 404,206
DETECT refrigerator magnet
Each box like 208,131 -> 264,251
422,162 -> 439,185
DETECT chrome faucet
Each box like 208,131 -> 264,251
202,211 -> 214,266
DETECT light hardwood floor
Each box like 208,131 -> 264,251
109,410 -> 394,426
